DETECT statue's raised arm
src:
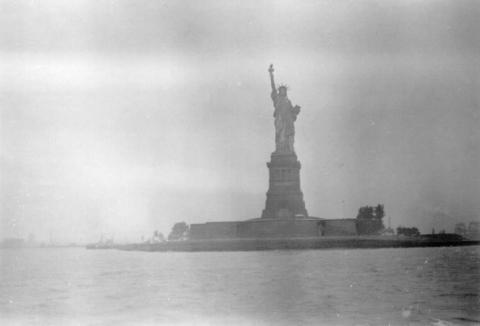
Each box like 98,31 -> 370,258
268,64 -> 276,93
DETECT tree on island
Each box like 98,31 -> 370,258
374,204 -> 385,220
168,222 -> 189,241
467,221 -> 479,239
356,204 -> 385,235
151,230 -> 165,243
454,223 -> 466,236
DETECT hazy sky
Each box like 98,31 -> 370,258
1,0 -> 479,242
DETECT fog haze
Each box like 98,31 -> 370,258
1,0 -> 479,243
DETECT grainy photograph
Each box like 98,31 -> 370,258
1,0 -> 479,325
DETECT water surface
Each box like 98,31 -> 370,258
1,246 -> 479,325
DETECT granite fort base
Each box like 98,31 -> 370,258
189,218 -> 357,240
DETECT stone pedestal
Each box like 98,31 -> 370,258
261,151 -> 308,218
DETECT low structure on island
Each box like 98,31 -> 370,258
190,218 -> 357,240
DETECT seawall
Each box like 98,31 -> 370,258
113,236 -> 480,252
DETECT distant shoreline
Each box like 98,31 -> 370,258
88,236 -> 480,252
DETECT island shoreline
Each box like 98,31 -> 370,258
89,237 -> 480,252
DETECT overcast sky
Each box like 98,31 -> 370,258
1,0 -> 479,242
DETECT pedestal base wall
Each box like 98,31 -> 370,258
189,218 -> 358,240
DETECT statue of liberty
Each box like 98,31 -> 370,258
268,64 -> 301,153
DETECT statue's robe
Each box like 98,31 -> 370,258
271,90 -> 296,151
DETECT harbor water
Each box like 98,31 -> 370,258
1,246 -> 479,325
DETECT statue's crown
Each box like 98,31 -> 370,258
278,84 -> 288,91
